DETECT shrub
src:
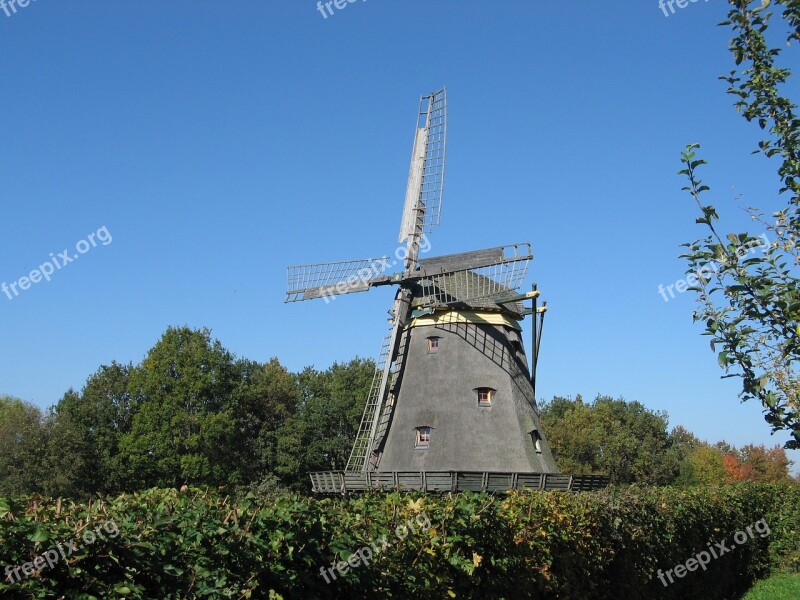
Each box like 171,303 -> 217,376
0,484 -> 797,598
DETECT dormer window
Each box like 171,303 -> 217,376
415,426 -> 431,448
427,336 -> 441,352
531,430 -> 543,453
477,387 -> 494,407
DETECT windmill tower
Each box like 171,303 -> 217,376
287,89 -> 607,493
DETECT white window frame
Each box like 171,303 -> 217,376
415,426 -> 431,448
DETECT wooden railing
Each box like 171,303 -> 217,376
309,471 -> 610,494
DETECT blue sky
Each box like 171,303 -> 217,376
1,1 -> 798,471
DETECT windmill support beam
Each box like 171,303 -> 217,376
531,285 -> 538,392
495,289 -> 540,306
519,305 -> 548,316
532,302 -> 546,395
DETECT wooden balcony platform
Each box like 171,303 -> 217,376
309,471 -> 609,494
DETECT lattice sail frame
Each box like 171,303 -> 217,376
399,89 -> 447,243
285,257 -> 390,302
418,260 -> 530,307
418,89 -> 447,233
414,243 -> 533,308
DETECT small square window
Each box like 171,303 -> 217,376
415,426 -> 431,448
477,388 -> 493,407
427,337 -> 441,352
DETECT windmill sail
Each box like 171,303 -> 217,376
285,257 -> 392,303
398,88 -> 447,244
348,89 -> 448,472
414,244 -> 533,308
398,126 -> 427,244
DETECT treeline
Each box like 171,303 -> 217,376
1,326 -> 373,498
0,327 -> 796,499
540,396 -> 797,487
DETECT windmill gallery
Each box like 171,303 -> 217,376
286,89 -> 608,494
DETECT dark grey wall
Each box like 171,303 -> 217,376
377,319 -> 559,473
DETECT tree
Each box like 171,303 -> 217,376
0,396 -> 47,496
676,440 -> 793,484
679,0 -> 800,448
681,443 -> 729,485
233,357 -> 300,484
0,396 -> 85,497
54,362 -> 134,494
669,426 -> 705,486
539,395 -> 680,485
118,327 -> 241,489
723,452 -> 757,481
275,359 -> 373,488
739,443 -> 794,481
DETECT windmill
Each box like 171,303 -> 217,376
286,89 -> 607,493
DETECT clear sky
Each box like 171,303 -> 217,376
1,1 -> 798,471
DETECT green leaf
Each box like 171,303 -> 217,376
29,528 -> 50,543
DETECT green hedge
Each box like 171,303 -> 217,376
0,484 -> 798,599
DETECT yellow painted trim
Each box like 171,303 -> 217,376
408,310 -> 522,331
